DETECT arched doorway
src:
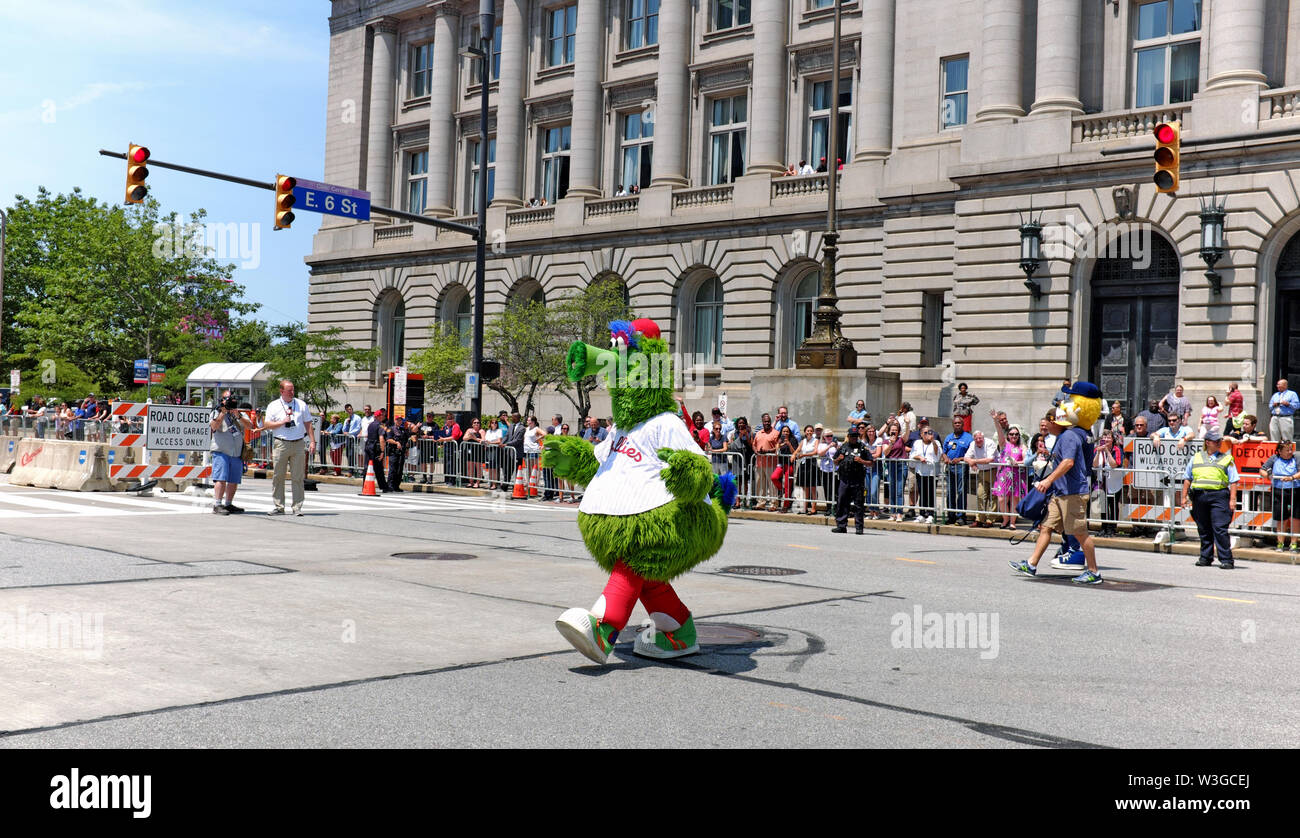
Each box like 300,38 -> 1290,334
1089,232 -> 1180,410
1274,234 -> 1300,382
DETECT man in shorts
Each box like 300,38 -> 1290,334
1011,382 -> 1103,585
208,389 -> 253,515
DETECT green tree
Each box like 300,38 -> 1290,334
483,299 -> 568,417
552,278 -> 631,422
261,323 -> 379,415
3,188 -> 253,393
406,322 -> 471,405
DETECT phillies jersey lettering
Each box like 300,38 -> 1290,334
579,412 -> 708,516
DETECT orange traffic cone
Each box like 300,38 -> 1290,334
360,463 -> 379,496
512,463 -> 527,499
528,462 -> 539,497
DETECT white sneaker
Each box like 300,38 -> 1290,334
925,515 -> 935,524
554,607 -> 616,665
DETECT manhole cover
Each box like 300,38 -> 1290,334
617,622 -> 764,645
390,552 -> 477,561
719,565 -> 806,576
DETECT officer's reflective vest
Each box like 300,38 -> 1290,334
1190,450 -> 1234,490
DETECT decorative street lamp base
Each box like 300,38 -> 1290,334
795,344 -> 858,369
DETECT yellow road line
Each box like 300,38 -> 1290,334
1195,594 -> 1256,604
786,544 -> 820,550
894,557 -> 938,565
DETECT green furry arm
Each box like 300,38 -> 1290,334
656,447 -> 714,503
543,436 -> 599,485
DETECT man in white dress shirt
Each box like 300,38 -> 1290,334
263,379 -> 315,515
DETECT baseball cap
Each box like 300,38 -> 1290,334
1204,428 -> 1223,441
1064,381 -> 1103,399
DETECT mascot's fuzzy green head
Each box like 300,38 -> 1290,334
565,318 -> 677,429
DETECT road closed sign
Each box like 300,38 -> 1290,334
145,405 -> 211,451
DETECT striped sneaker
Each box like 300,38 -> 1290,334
1071,569 -> 1103,585
554,608 -> 619,665
632,616 -> 700,660
1009,559 -> 1037,576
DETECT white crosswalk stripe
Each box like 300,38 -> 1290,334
0,483 -> 572,519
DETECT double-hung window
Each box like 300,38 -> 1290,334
626,0 -> 660,49
1133,0 -> 1201,108
407,150 -> 428,213
708,94 -> 747,185
712,0 -> 751,31
809,78 -> 852,169
470,24 -> 502,84
941,56 -> 969,129
541,125 -> 571,203
411,42 -> 433,97
547,5 -> 578,67
619,111 -> 654,191
468,138 -> 496,213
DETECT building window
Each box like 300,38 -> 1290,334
711,0 -> 751,30
921,292 -> 944,367
708,94 -> 747,185
619,111 -> 654,192
379,292 -> 407,370
808,0 -> 834,8
541,124 -> 571,203
468,137 -> 496,213
470,23 -> 502,84
442,285 -> 474,349
406,150 -> 428,214
1133,0 -> 1201,108
694,277 -> 725,364
411,42 -> 433,97
941,56 -> 969,129
809,78 -> 852,171
547,4 -> 578,67
626,0 -> 660,49
792,271 -> 820,363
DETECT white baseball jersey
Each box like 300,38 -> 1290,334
579,411 -> 710,516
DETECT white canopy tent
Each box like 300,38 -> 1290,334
186,362 -> 273,409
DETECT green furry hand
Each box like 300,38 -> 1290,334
657,447 -> 715,503
543,436 -> 599,485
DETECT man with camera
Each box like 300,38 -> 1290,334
209,389 -> 253,515
263,379 -> 315,515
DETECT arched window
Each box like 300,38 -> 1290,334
793,271 -> 819,356
440,284 -> 474,349
377,290 -> 406,370
693,276 -> 724,364
509,278 -> 546,309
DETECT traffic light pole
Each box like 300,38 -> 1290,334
468,0 -> 495,421
97,150 -> 479,236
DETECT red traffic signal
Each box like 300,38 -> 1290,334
274,174 -> 296,230
1153,121 -> 1180,194
125,143 -> 150,204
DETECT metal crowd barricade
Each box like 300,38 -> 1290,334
449,440 -> 518,492
1083,466 -> 1182,539
316,432 -> 362,477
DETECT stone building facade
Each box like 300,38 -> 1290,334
309,0 -> 1300,430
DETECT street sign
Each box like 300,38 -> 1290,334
144,404 -> 211,451
292,178 -> 371,221
465,372 -> 479,399
9,370 -> 19,390
393,369 -> 407,405
134,359 -> 150,384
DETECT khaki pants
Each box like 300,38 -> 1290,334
272,437 -> 307,512
975,470 -> 996,523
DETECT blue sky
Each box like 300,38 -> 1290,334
0,0 -> 331,327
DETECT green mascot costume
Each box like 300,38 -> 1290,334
543,318 -> 736,664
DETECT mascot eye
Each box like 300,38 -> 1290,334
611,336 -> 627,349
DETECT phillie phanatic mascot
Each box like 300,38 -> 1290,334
542,318 -> 736,664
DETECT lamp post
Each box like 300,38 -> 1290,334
469,0 -> 495,418
1019,217 -> 1044,299
1199,197 -> 1226,296
0,208 -> 7,365
795,0 -> 856,369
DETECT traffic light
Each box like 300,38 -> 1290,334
1153,121 -> 1180,194
274,174 -> 296,230
125,143 -> 150,204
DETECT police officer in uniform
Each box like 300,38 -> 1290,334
386,413 -> 417,493
831,427 -> 871,534
1181,427 -> 1240,569
363,408 -> 390,492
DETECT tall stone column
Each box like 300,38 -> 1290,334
567,0 -> 607,198
1031,0 -> 1083,113
747,0 -> 789,174
975,0 -> 1024,120
365,17 -> 399,207
424,3 -> 461,217
855,0 -> 895,160
492,0 -> 527,207
651,0 -> 690,187
1208,0 -> 1267,89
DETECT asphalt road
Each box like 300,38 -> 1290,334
0,478 -> 1295,749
